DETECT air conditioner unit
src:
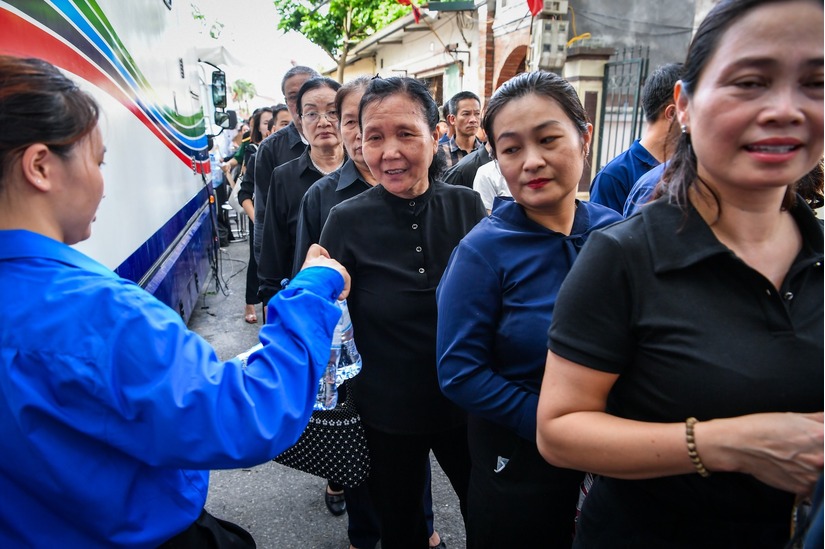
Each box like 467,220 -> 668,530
541,0 -> 568,16
530,18 -> 569,71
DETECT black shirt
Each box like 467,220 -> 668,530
548,197 -> 824,547
237,145 -> 257,207
252,123 -> 306,263
442,146 -> 492,189
257,149 -> 326,302
292,159 -> 372,276
320,181 -> 487,434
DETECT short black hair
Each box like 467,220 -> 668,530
447,91 -> 481,116
641,63 -> 683,123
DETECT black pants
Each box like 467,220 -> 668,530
159,509 -> 255,548
245,219 -> 260,305
343,465 -> 438,549
465,416 -> 583,549
364,423 -> 470,549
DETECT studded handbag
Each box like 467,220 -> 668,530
273,382 -> 370,488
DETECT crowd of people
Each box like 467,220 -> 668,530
0,0 -> 822,547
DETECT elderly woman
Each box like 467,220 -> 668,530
436,71 -> 622,548
0,56 -> 349,547
320,77 -> 486,548
536,0 -> 824,547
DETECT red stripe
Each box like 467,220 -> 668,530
0,8 -> 193,166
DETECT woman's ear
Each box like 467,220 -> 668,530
581,123 -> 593,157
674,80 -> 690,130
20,144 -> 52,192
431,129 -> 439,155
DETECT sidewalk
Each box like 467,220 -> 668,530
187,237 -> 467,548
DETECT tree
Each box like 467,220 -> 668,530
272,0 -> 410,82
232,79 -> 258,113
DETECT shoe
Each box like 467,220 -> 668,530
324,489 -> 346,516
429,541 -> 446,549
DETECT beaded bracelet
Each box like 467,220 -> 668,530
685,417 -> 711,478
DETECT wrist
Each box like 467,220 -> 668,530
691,417 -> 739,475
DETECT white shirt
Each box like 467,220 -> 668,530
472,161 -> 511,211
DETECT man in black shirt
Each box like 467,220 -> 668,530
252,66 -> 318,263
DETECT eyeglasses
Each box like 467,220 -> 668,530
301,110 -> 339,124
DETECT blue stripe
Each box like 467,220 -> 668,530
115,187 -> 210,283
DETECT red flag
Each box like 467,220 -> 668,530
397,0 -> 421,23
527,0 -> 543,16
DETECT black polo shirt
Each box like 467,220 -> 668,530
292,159 -> 372,276
252,123 -> 306,262
442,145 -> 492,189
548,196 -> 823,546
257,148 -> 326,302
320,181 -> 486,434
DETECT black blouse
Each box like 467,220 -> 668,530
257,149 -> 326,302
320,181 -> 486,434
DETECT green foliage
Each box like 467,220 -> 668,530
273,0 -> 408,60
232,79 -> 257,102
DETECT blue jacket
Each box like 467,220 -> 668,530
0,230 -> 343,548
436,199 -> 620,440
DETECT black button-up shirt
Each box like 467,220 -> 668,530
320,181 -> 486,434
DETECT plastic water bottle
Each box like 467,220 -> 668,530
315,299 -> 362,410
334,299 -> 362,386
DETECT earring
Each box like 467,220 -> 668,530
681,124 -> 689,134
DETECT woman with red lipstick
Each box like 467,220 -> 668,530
320,76 -> 486,548
435,71 -> 621,548
536,1 -> 824,547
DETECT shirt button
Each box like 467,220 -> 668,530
412,223 -> 418,230
784,292 -> 794,301
765,289 -> 771,296
418,267 -> 425,274
416,246 -> 422,252
409,201 -> 415,207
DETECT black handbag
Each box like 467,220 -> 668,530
274,383 -> 370,488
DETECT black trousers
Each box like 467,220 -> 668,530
364,423 -> 470,549
465,416 -> 583,549
159,509 -> 255,548
245,219 -> 260,305
343,465 -> 438,549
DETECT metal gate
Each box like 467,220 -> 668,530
595,46 -> 649,172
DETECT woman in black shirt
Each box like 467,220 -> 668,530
536,1 -> 824,547
320,77 -> 486,548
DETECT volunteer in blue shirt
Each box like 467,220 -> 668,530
436,71 -> 621,549
0,56 -> 350,549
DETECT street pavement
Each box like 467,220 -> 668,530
187,235 -> 467,549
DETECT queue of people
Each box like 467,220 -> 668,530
1,0 -> 822,547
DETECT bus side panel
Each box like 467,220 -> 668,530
0,1 -> 217,322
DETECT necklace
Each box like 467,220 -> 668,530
309,155 -> 343,175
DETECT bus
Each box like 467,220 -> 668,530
0,0 -> 235,321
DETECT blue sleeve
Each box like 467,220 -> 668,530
589,171 -> 626,214
102,266 -> 344,469
436,241 -> 539,441
623,168 -> 661,217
